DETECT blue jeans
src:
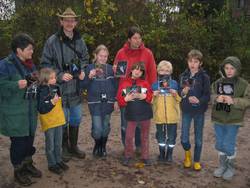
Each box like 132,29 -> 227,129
45,126 -> 63,167
120,107 -> 141,148
181,113 -> 205,162
10,136 -> 36,166
214,124 -> 240,156
156,124 -> 177,147
91,114 -> 111,139
63,104 -> 82,127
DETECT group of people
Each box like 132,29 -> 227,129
0,7 -> 249,187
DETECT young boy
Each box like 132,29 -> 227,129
211,56 -> 250,180
179,49 -> 210,170
152,60 -> 181,163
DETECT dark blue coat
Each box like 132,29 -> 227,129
82,63 -> 117,116
179,69 -> 210,114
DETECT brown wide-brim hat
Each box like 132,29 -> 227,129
56,7 -> 80,18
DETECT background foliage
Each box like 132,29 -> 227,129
0,0 -> 249,81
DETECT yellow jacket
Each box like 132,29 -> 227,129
153,93 -> 181,124
39,98 -> 65,132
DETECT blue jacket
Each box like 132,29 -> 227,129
82,63 -> 117,116
179,69 -> 210,114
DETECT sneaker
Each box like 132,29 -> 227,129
48,165 -> 63,175
122,158 -> 131,166
142,159 -> 152,166
57,162 -> 69,171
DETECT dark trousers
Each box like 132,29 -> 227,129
10,136 -> 36,166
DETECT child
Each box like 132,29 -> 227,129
83,45 -> 117,157
211,56 -> 250,180
152,61 -> 181,163
38,68 -> 69,174
179,49 -> 210,170
116,62 -> 153,166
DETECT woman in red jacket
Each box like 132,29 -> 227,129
116,62 -> 153,166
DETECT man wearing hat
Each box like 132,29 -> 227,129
41,7 -> 89,161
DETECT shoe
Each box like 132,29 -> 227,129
183,150 -> 192,168
213,152 -> 227,178
69,126 -> 86,159
48,165 -> 63,175
193,162 -> 202,171
57,162 -> 69,171
142,159 -> 152,166
23,158 -> 42,178
14,165 -> 33,186
122,158 -> 131,166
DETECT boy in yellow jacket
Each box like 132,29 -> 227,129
152,61 -> 181,163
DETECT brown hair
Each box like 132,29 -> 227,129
187,49 -> 203,63
130,62 -> 146,79
39,68 -> 56,85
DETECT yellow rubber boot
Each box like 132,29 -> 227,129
194,162 -> 202,171
183,150 -> 192,168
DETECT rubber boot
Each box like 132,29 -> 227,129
222,156 -> 235,180
166,147 -> 173,163
213,152 -> 227,177
158,146 -> 165,162
69,126 -> 86,159
23,157 -> 42,178
62,126 -> 71,162
193,162 -> 202,171
183,150 -> 192,168
101,137 -> 108,157
93,139 -> 101,157
14,164 -> 32,186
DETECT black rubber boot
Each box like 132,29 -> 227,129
93,139 -> 102,157
101,137 -> 108,157
166,147 -> 173,163
69,126 -> 86,159
23,157 -> 42,178
14,165 -> 32,186
62,126 -> 71,162
158,146 -> 165,162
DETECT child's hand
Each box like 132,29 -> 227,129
188,96 -> 199,104
114,101 -> 120,111
136,93 -> 146,100
89,69 -> 96,79
223,96 -> 234,105
51,94 -> 59,105
153,90 -> 160,96
216,95 -> 225,103
78,71 -> 85,80
124,93 -> 135,102
182,87 -> 190,95
169,89 -> 177,97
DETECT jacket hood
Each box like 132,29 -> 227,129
220,56 -> 241,78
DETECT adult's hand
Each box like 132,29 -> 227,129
18,79 -> 27,89
78,71 -> 85,80
62,73 -> 73,82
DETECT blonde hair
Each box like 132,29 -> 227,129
39,68 -> 56,85
157,60 -> 173,74
92,44 -> 109,62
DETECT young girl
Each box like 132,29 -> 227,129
38,68 -> 69,174
211,56 -> 250,180
152,61 -> 181,163
116,62 -> 153,166
83,45 -> 117,157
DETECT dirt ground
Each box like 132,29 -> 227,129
0,103 -> 250,188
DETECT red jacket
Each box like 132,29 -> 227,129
113,42 -> 157,86
116,77 -> 153,121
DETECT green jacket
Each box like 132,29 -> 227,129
0,53 -> 38,137
211,56 -> 250,126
